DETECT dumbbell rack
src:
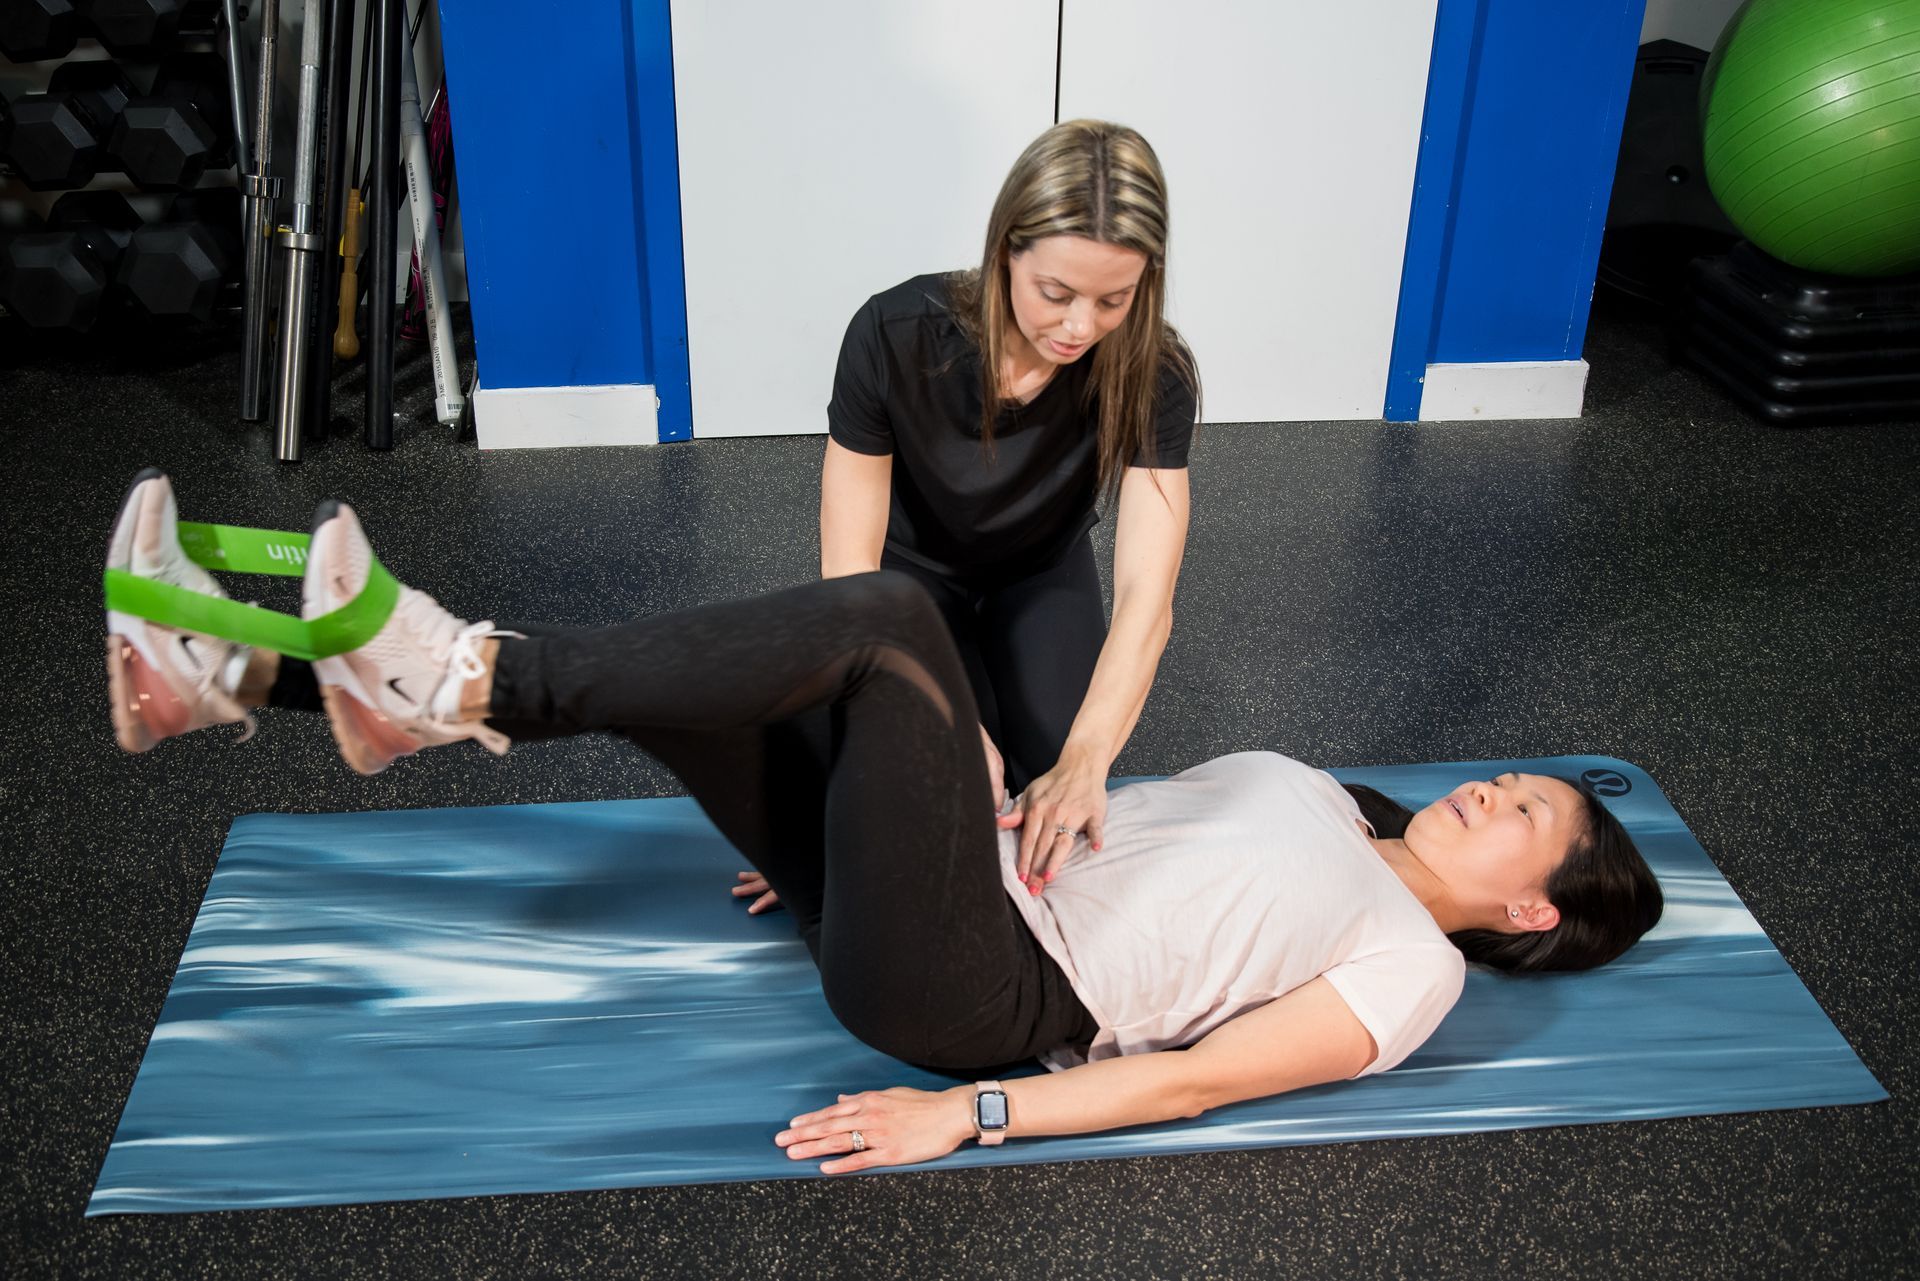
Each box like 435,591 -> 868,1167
3,0 -> 468,460
1,12 -> 246,324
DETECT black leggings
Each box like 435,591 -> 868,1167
267,572 -> 1097,1071
881,535 -> 1107,795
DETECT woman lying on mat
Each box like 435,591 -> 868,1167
105,471 -> 1663,1176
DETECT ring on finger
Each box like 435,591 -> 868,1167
1054,823 -> 1076,837
850,1129 -> 866,1152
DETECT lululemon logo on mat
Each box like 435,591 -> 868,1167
265,543 -> 307,567
1580,768 -> 1631,797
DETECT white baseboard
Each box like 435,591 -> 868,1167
1418,359 -> 1589,421
474,383 -> 661,449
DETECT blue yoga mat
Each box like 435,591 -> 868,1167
88,756 -> 1885,1214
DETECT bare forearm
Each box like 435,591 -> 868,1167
933,982 -> 1374,1147
1063,590 -> 1173,766
937,1053 -> 1208,1143
783,982 -> 1374,1173
1062,466 -> 1188,768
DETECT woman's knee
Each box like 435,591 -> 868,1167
830,570 -> 944,638
826,573 -> 956,681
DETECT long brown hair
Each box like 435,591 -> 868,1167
947,119 -> 1198,499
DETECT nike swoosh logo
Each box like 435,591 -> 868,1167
387,676 -> 421,707
180,635 -> 200,665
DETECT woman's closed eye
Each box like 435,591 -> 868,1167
1041,290 -> 1125,310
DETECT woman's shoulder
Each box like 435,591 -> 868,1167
862,272 -> 962,324
1152,334 -> 1200,414
841,273 -> 971,366
1157,327 -> 1199,377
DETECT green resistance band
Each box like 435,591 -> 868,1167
102,522 -> 399,662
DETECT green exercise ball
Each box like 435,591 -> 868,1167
1701,0 -> 1920,276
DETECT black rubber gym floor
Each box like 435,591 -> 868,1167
2,298 -> 1914,1279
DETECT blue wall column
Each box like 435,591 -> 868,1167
435,0 -> 690,440
623,1 -> 691,441
1385,0 -> 1646,421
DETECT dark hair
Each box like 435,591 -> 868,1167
1343,778 -> 1663,974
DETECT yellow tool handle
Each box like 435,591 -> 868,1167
333,191 -> 366,360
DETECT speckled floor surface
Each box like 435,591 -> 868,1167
1,298 -> 1914,1279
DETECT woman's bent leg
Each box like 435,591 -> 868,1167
868,552 -> 1002,745
127,502 -> 1099,1069
487,573 -> 1095,1068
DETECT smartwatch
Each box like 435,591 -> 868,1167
972,1080 -> 1009,1146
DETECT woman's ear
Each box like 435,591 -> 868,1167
1511,901 -> 1560,933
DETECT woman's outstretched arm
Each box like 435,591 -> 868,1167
1011,466 -> 1189,885
776,975 -> 1374,1174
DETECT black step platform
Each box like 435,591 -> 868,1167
1677,243 -> 1920,426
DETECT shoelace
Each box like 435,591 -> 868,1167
433,617 -> 525,725
447,620 -> 523,681
394,588 -> 522,721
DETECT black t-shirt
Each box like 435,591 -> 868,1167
828,273 -> 1196,580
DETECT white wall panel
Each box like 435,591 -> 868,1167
1640,0 -> 1744,50
672,2 -> 1057,437
1059,1 -> 1438,422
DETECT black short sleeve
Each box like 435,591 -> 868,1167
821,273 -> 1195,577
827,299 -> 895,456
1130,354 -> 1199,470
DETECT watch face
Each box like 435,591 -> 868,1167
977,1090 -> 1009,1130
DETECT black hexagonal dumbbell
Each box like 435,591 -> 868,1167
119,186 -> 240,319
1,0 -> 80,62
110,50 -> 235,189
154,50 -> 234,164
0,188 -> 138,329
0,59 -> 134,189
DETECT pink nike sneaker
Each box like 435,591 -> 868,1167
303,499 -> 513,775
104,469 -> 253,752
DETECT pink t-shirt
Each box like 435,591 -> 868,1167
1001,752 -> 1465,1075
